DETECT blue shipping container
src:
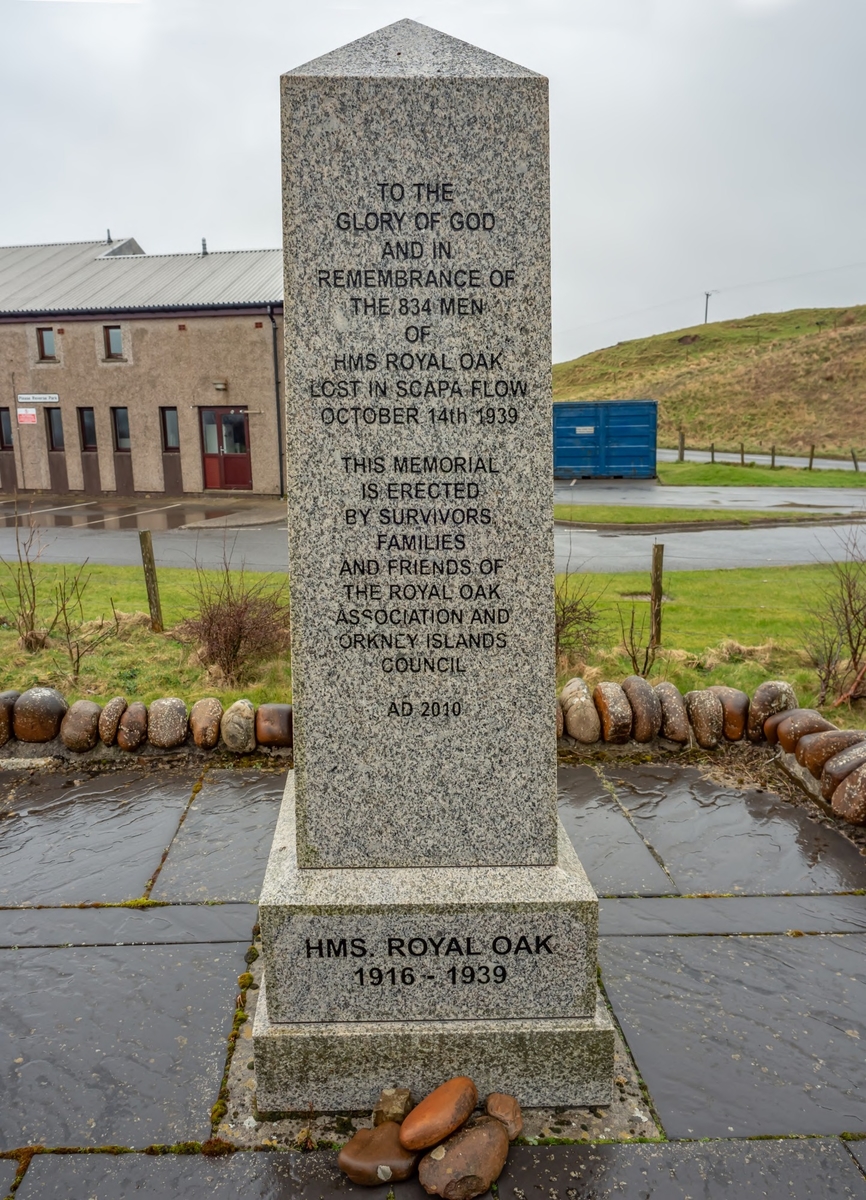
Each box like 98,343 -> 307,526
553,400 -> 657,479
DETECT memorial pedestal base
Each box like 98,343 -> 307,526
253,983 -> 614,1112
253,774 -> 615,1111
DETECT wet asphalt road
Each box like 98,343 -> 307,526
0,518 -> 861,574
0,490 -> 862,573
657,446 -> 862,472
554,479 -> 866,513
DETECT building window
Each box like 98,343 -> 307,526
37,328 -> 56,360
78,407 -> 97,451
103,326 -> 123,359
160,407 -> 180,452
0,408 -> 12,450
112,407 -> 131,451
46,408 -> 64,451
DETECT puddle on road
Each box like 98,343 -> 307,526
0,504 -> 239,531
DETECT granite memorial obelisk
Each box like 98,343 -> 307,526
254,19 -> 614,1109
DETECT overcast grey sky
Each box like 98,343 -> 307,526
2,0 -> 864,360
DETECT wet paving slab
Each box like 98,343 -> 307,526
0,1159 -> 17,1197
600,933 -> 866,1138
849,1140 -> 866,1173
1,941 -> 247,1150
602,764 -> 866,895
0,903 -> 257,948
14,1139 -> 866,1198
558,766 -> 676,896
600,894 -> 866,936
151,771 -> 286,903
0,772 -> 197,905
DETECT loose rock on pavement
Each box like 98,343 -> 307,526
373,1087 -> 414,1126
418,1116 -> 510,1200
485,1092 -> 523,1140
399,1076 -> 479,1152
338,1121 -> 420,1185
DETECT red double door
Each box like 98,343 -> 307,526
200,407 -> 252,490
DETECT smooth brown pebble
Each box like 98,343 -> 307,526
796,729 -> 866,778
0,690 -> 21,747
147,697 -> 189,749
654,681 -> 690,743
747,680 -> 797,742
773,711 -> 836,754
418,1116 -> 509,1200
255,702 -> 293,747
831,763 -> 866,824
399,1076 -> 478,1151
117,702 -> 148,752
592,681 -> 632,743
561,677 -> 601,743
338,1121 -> 419,1186
763,708 -> 829,747
60,700 -> 102,752
707,685 -> 750,741
13,687 -> 67,742
821,744 -> 866,800
189,697 -> 222,749
622,675 -> 662,743
98,696 -> 127,745
373,1087 -> 414,1126
485,1092 -> 523,1140
685,689 -> 723,750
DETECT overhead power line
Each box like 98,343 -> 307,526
554,257 -> 866,340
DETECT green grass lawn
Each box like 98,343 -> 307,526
657,460 -> 866,489
553,504 -> 831,526
556,563 -> 865,727
0,562 -> 291,706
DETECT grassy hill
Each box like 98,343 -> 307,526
553,305 -> 866,456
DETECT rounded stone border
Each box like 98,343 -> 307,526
557,676 -> 866,829
0,689 -> 293,762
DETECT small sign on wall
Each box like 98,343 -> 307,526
574,426 -> 595,435
17,408 -> 37,425
17,394 -> 58,404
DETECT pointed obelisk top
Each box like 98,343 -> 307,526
286,19 -> 541,79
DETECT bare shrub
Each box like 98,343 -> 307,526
554,558 -> 601,671
0,507 -> 60,650
806,528 -> 866,705
617,603 -> 655,677
178,553 -> 291,685
51,563 -> 119,682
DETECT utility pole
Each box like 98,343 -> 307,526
704,291 -> 713,324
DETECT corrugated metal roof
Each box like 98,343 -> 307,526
0,239 -> 283,314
